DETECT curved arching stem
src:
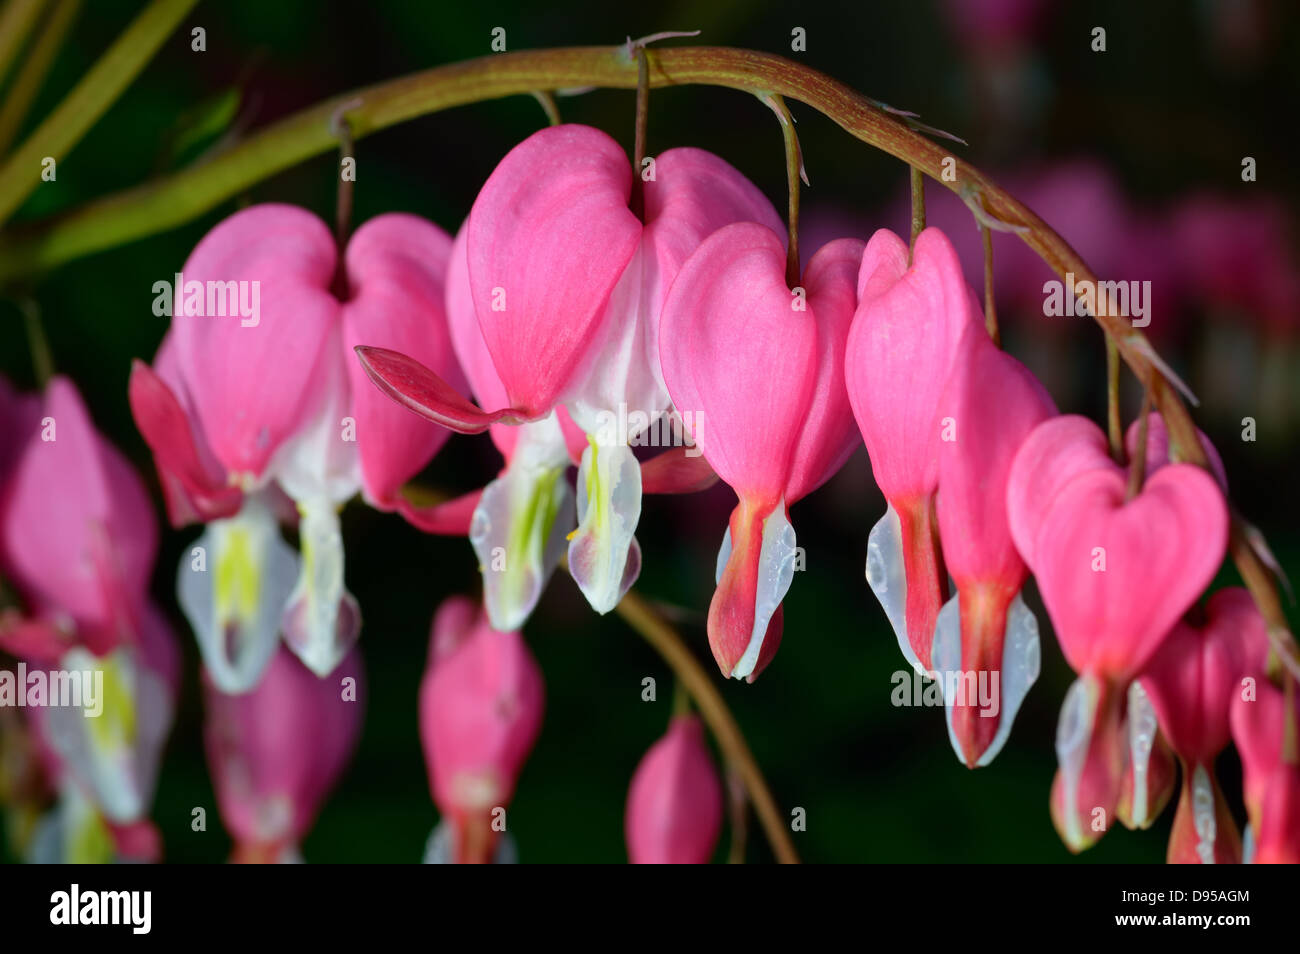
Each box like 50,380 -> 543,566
0,42 -> 1290,678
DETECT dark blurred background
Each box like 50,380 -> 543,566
2,0 -> 1299,862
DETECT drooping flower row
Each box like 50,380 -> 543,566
3,117 -> 1290,863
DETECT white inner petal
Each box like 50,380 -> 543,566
1055,675 -> 1100,850
866,504 -> 923,674
568,440 -> 642,614
1192,763 -> 1217,864
44,646 -> 172,824
471,416 -> 575,631
932,589 -> 1041,767
730,500 -> 798,681
1126,681 -> 1159,828
282,497 -> 359,677
177,493 -> 296,693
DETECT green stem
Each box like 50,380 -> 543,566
529,89 -> 560,126
0,41 -> 1289,663
630,45 -> 648,220
1126,389 -> 1151,501
20,297 -> 52,385
909,165 -> 924,256
331,106 -> 355,252
761,93 -> 803,288
1106,335 -> 1123,462
0,0 -> 197,227
0,0 -> 82,156
0,0 -> 44,90
980,222 -> 998,346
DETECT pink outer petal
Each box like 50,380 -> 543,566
202,645 -> 364,848
396,487 -> 484,536
846,227 -> 983,503
1254,764 -> 1300,863
1231,680 -> 1294,830
467,124 -> 641,417
640,147 -> 786,390
0,612 -> 73,664
640,447 -> 718,495
1123,412 -> 1228,490
1138,588 -> 1270,762
937,326 -> 1057,585
446,222 -> 517,458
128,358 -> 241,525
784,238 -> 867,504
659,222 -> 817,500
172,204 -> 340,479
341,214 -> 468,506
0,377 -> 157,645
1005,415 -> 1120,567
625,715 -> 723,864
354,346 -> 525,432
1031,465 -> 1228,681
150,333 -> 244,523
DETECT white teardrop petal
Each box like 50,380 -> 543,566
1192,763 -> 1217,864
44,646 -> 172,824
568,440 -> 642,614
1055,675 -> 1100,850
866,504 -> 923,673
1126,680 -> 1159,828
931,591 -> 1038,767
282,497 -> 360,677
730,501 -> 798,681
471,444 -> 575,632
177,494 -> 296,693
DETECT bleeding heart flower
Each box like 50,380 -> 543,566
133,204 -> 464,685
660,223 -> 864,680
625,714 -> 723,864
1139,588 -> 1269,863
202,644 -> 363,863
358,125 -> 781,618
846,227 -> 983,672
1007,413 -> 1229,851
932,324 -> 1056,767
419,596 -> 543,864
1230,670 -> 1300,863
1011,433 -> 1228,680
1,376 -> 158,660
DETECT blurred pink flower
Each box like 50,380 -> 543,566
203,645 -> 363,863
419,596 -> 543,864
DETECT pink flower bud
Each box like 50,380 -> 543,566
625,715 -> 722,864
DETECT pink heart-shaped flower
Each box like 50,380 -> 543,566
1030,465 -> 1227,681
